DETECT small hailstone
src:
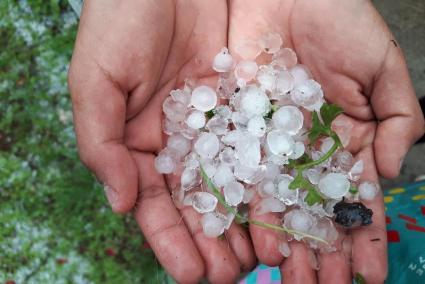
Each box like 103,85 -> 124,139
266,130 -> 295,156
275,70 -> 295,94
258,179 -> 276,197
163,119 -> 183,135
256,65 -> 277,92
201,159 -> 217,178
186,110 -> 206,129
224,212 -> 236,230
290,79 -> 324,110
331,117 -> 353,147
170,89 -> 191,106
256,197 -> 286,215
181,167 -> 201,191
258,32 -> 283,54
180,125 -> 199,140
184,152 -> 200,169
358,181 -> 378,200
222,129 -> 244,147
305,168 -> 320,185
192,192 -> 218,213
239,86 -> 271,118
243,187 -> 256,204
334,151 -> 354,172
289,64 -> 312,86
191,85 -> 217,112
247,116 -> 267,137
264,162 -> 281,179
235,61 -> 259,82
234,162 -> 265,184
278,242 -> 292,257
235,135 -> 261,167
348,160 -> 364,181
215,105 -> 232,120
217,73 -> 238,99
234,39 -> 262,60
284,209 -> 315,236
154,149 -> 177,174
167,133 -> 191,157
272,48 -> 298,69
219,147 -> 236,166
201,212 -> 226,237
194,132 -> 220,159
272,105 -> 304,135
320,137 -> 335,154
231,112 -> 249,129
212,163 -> 234,188
162,96 -> 187,122
290,141 -> 306,160
212,47 -> 234,72
275,174 -> 298,205
223,181 -> 245,206
318,173 -> 350,199
206,116 -> 228,136
182,193 -> 194,207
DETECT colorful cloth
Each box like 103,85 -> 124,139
240,181 -> 425,284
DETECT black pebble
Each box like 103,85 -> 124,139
333,200 -> 373,228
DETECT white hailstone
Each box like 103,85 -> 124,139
264,162 -> 280,179
334,150 -> 354,172
283,209 -> 315,236
224,212 -> 236,230
289,64 -> 312,86
256,65 -> 277,92
185,109 -> 206,129
183,193 -> 194,207
170,89 -> 191,106
181,167 -> 201,191
267,130 -> 295,156
206,116 -> 228,136
258,179 -> 276,197
235,135 -> 261,167
290,141 -> 306,160
275,70 -> 295,94
290,79 -> 324,110
348,160 -> 364,181
163,119 -> 183,135
194,132 -> 220,159
162,96 -> 187,122
222,129 -> 244,147
324,199 -> 339,216
231,112 -> 249,129
215,105 -> 232,120
202,213 -> 226,237
278,242 -> 292,257
306,96 -> 324,112
358,181 -> 379,200
192,192 -> 218,213
217,73 -> 238,99
258,32 -> 283,54
272,105 -> 304,135
275,174 -> 298,205
235,61 -> 259,82
239,86 -> 271,118
184,152 -> 200,169
212,47 -> 235,72
219,147 -> 236,166
180,125 -> 199,140
305,168 -> 321,185
191,85 -> 217,112
201,159 -> 217,178
247,116 -> 267,137
234,162 -> 266,184
309,218 -> 339,249
212,163 -> 234,188
318,173 -> 350,199
167,133 -> 191,157
272,48 -> 298,69
243,187 -> 256,203
223,181 -> 245,206
320,137 -> 335,154
331,117 -> 353,147
154,148 -> 177,174
234,39 -> 262,60
256,197 -> 286,215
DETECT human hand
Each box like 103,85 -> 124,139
68,1 -> 255,283
228,0 -> 424,283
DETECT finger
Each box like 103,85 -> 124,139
371,40 -> 425,178
280,242 -> 317,284
351,146 -> 388,283
226,223 -> 257,271
249,195 -> 284,266
132,152 -> 204,283
68,61 -> 138,213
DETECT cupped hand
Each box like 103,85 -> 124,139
229,0 -> 424,283
68,1 -> 255,283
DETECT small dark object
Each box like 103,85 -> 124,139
370,238 -> 381,242
234,87 -> 240,93
333,200 -> 373,228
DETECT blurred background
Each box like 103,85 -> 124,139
0,0 -> 423,283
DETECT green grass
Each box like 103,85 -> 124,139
0,1 -> 166,282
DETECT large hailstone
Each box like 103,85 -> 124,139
266,130 -> 295,156
290,79 -> 324,110
223,181 -> 245,206
194,132 -> 220,159
275,174 -> 298,205
358,181 -> 378,200
186,109 -> 206,129
239,85 -> 271,118
192,192 -> 218,213
318,173 -> 350,199
235,134 -> 261,167
283,209 -> 315,237
212,48 -> 234,72
167,133 -> 191,158
191,85 -> 217,112
201,212 -> 226,237
272,105 -> 304,135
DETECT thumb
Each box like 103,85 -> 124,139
371,41 -> 425,178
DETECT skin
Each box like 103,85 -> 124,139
68,0 -> 424,283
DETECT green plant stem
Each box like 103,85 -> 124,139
200,166 -> 328,244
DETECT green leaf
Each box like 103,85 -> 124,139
305,189 -> 323,206
205,109 -> 215,119
349,186 -> 358,194
308,111 -> 328,144
320,103 -> 343,127
289,171 -> 304,190
353,272 -> 367,284
289,172 -> 323,205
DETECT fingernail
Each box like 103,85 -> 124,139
104,185 -> 119,208
399,157 -> 405,172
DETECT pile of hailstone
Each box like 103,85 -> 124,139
155,33 -> 377,253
